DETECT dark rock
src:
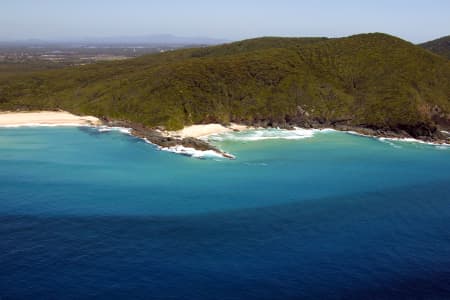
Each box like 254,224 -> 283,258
103,119 -> 233,158
101,115 -> 449,160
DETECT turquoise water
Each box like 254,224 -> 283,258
0,126 -> 449,299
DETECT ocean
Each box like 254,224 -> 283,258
0,126 -> 449,299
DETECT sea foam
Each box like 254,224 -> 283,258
95,125 -> 132,134
159,145 -> 233,159
378,137 -> 449,148
207,128 -> 333,142
347,131 -> 449,148
139,138 -> 233,159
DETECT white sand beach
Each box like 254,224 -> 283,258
168,123 -> 249,138
0,111 -> 101,126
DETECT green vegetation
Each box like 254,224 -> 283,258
0,33 -> 449,134
420,35 -> 450,59
0,61 -> 67,80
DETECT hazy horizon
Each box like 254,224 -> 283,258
1,0 -> 449,44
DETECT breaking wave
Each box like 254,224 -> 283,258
139,139 -> 233,159
207,128 -> 334,142
95,126 -> 132,134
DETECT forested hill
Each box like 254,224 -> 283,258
420,35 -> 450,59
1,33 -> 449,139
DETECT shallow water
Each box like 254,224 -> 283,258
0,127 -> 449,299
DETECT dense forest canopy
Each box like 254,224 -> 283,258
1,33 -> 449,135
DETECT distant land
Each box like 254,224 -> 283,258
0,34 -> 228,47
0,33 -> 449,152
419,35 -> 450,59
0,34 -> 229,69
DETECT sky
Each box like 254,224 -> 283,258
1,0 -> 449,43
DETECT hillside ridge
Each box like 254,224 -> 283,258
1,32 -> 449,151
419,35 -> 450,59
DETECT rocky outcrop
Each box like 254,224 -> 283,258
101,112 -> 448,161
102,118 -> 234,158
231,112 -> 449,144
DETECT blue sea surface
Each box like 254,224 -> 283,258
0,126 -> 449,299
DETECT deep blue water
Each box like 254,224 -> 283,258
0,127 -> 449,299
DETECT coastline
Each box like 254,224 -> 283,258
346,130 -> 450,147
1,111 -> 448,159
0,111 -> 102,127
104,120 -> 244,159
0,111 -> 240,158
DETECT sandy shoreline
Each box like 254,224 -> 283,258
1,111 -> 446,153
167,123 -> 249,138
0,111 -> 248,138
0,111 -> 102,126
